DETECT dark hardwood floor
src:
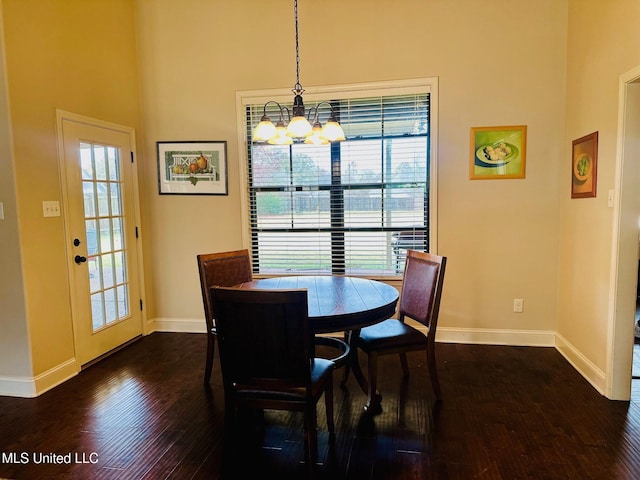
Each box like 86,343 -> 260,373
2,332 -> 640,479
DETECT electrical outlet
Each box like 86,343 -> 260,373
42,200 -> 61,217
513,298 -> 524,313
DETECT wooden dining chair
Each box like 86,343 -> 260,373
355,250 -> 447,412
196,249 -> 252,385
210,286 -> 335,472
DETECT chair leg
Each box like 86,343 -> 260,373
364,352 -> 381,412
426,345 -> 442,401
325,375 -> 335,434
303,405 -> 318,467
399,352 -> 410,377
345,329 -> 370,395
340,330 -> 352,386
203,334 -> 215,385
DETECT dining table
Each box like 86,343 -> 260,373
235,275 -> 399,398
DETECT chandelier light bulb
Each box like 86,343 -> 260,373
252,0 -> 345,145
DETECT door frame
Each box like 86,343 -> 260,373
607,66 -> 640,400
56,110 -> 148,367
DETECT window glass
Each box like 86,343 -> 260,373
246,92 -> 430,276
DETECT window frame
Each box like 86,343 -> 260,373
236,78 -> 439,279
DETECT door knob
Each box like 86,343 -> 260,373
74,255 -> 87,264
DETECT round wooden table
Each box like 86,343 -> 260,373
236,275 -> 399,333
236,275 -> 399,399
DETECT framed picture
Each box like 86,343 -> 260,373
571,132 -> 598,199
470,125 -> 527,179
157,141 -> 228,195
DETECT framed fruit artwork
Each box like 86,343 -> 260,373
157,141 -> 228,195
571,132 -> 598,199
469,125 -> 527,179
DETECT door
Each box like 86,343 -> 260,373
58,111 -> 143,366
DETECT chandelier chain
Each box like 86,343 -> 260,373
251,0 -> 344,143
293,0 -> 303,94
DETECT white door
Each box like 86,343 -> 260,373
57,111 -> 143,366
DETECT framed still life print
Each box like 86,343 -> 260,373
470,125 -> 527,180
157,141 -> 228,195
571,132 -> 598,199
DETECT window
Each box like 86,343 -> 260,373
241,80 -> 436,277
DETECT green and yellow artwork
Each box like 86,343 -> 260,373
470,125 -> 527,179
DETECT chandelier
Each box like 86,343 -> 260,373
252,0 -> 346,145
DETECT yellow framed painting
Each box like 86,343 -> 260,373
469,125 -> 527,180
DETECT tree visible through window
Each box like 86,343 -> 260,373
246,92 -> 430,276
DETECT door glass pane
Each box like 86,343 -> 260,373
81,145 -> 95,180
99,218 -> 112,253
107,146 -> 119,181
83,182 -> 96,217
117,285 -> 129,317
110,183 -> 121,215
104,288 -> 117,323
91,292 -> 105,331
89,256 -> 102,293
112,217 -> 123,250
80,142 -> 130,332
102,252 -> 115,289
114,251 -> 125,284
95,147 -> 107,180
97,183 -> 109,216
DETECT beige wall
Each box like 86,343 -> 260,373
0,0 -> 142,381
136,0 -> 567,337
557,0 -> 640,395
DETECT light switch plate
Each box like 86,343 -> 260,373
42,200 -> 61,217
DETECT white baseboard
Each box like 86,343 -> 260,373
435,326 -> 556,347
555,333 -> 606,395
153,317 -> 206,333
0,375 -> 37,397
0,357 -> 78,398
150,318 -> 558,347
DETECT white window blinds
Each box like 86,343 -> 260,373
245,92 -> 430,276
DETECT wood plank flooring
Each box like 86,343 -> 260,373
1,332 -> 640,479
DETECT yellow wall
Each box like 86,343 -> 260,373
0,3 -> 30,378
1,0 -> 142,378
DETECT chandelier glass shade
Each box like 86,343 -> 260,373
252,0 -> 345,145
